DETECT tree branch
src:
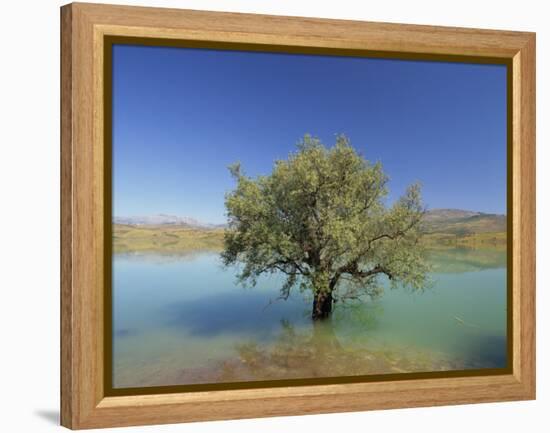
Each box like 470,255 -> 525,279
367,213 -> 422,248
336,261 -> 393,282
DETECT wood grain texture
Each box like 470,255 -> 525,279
60,2 -> 536,429
60,4 -> 73,429
514,35 -> 536,395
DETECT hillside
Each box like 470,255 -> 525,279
113,224 -> 224,254
422,209 -> 506,250
423,209 -> 481,222
423,209 -> 506,235
113,209 -> 507,254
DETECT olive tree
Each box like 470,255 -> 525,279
222,135 -> 430,320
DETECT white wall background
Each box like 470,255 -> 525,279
0,0 -> 546,431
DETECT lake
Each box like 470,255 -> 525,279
112,248 -> 507,388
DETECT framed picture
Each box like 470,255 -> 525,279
60,3 -> 536,429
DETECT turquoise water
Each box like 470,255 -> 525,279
112,249 -> 507,388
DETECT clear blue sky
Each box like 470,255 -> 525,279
112,44 -> 507,224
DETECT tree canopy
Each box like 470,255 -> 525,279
221,135 -> 430,319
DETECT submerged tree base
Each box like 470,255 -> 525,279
216,322 -> 467,384
312,292 -> 333,320
113,320 -> 497,388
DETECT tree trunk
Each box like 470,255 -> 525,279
312,291 -> 333,320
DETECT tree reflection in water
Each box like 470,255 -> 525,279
217,319 -> 466,383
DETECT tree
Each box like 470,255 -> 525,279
221,135 -> 430,320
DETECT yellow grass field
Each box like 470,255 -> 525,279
114,224 -> 506,254
113,224 -> 225,253
421,231 -> 507,250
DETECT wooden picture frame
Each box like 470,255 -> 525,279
60,2 -> 536,429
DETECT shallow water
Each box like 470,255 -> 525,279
112,248 -> 507,388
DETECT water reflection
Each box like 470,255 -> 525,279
164,291 -> 309,337
428,247 -> 506,273
114,250 -> 216,264
112,246 -> 507,388
215,320 -> 472,383
116,246 -> 506,273
114,328 -> 138,338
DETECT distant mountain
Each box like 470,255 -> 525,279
113,214 -> 226,229
423,209 -> 481,222
114,209 -> 505,236
423,208 -> 506,235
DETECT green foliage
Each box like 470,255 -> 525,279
222,134 -> 430,309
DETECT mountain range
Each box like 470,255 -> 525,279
422,209 -> 506,235
114,209 -> 505,235
113,214 -> 225,229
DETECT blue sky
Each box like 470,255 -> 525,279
112,44 -> 507,224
